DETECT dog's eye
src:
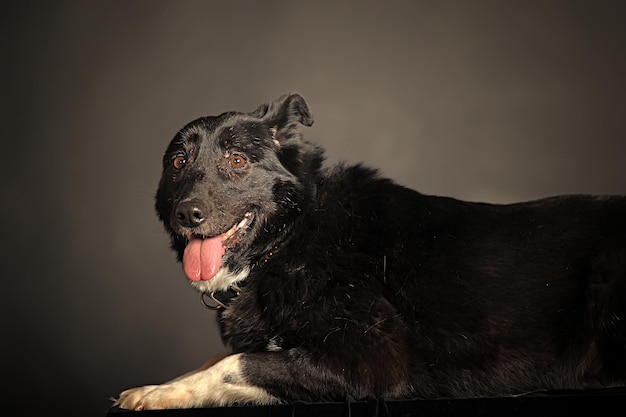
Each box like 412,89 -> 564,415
228,154 -> 247,170
173,154 -> 187,170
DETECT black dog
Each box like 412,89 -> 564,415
115,93 -> 626,410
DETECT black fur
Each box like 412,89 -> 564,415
155,93 -> 626,402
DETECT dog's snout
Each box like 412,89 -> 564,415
175,199 -> 207,228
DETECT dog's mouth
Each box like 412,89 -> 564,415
182,211 -> 254,282
221,211 -> 255,249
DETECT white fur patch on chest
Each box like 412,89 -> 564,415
190,266 -> 250,293
266,335 -> 284,352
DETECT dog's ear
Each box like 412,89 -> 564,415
250,93 -> 314,146
251,93 -> 314,127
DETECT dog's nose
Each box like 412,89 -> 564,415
175,200 -> 207,228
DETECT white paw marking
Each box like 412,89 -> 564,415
114,353 -> 277,410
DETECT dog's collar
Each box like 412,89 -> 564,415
200,284 -> 242,310
255,244 -> 280,267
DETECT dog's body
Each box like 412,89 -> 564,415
116,93 -> 626,410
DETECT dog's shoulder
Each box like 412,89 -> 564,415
311,162 -> 479,235
315,162 -> 417,210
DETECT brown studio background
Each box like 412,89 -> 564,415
2,1 -> 625,416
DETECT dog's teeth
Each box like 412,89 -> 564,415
222,227 -> 235,241
222,216 -> 251,242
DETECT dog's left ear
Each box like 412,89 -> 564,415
250,93 -> 314,146
251,93 -> 314,127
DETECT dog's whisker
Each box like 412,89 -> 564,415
364,318 -> 388,334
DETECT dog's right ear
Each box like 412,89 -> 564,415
250,93 -> 314,146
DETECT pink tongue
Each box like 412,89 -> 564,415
183,236 -> 226,281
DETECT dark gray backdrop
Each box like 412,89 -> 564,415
2,1 -> 625,416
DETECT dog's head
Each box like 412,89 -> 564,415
155,93 -> 322,292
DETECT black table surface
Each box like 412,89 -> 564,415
107,387 -> 626,416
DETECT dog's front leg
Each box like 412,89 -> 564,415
114,353 -> 279,410
166,352 -> 231,383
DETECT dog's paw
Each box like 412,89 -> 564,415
114,384 -> 192,411
112,354 -> 279,409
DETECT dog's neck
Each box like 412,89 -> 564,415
197,201 -> 312,311
255,244 -> 281,267
198,242 -> 283,311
